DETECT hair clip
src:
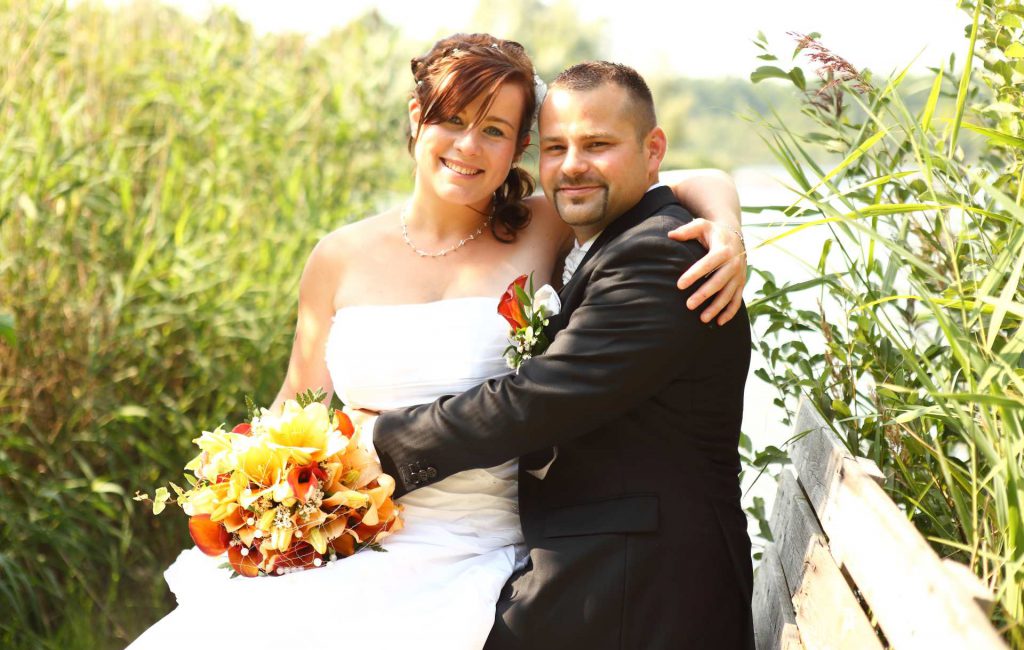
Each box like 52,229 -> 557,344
533,72 -> 548,121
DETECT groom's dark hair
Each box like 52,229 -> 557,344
549,61 -> 656,139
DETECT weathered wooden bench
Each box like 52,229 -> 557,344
752,398 -> 1006,649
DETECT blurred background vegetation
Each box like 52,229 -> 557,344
0,0 -> 1020,647
0,2 -> 412,646
745,0 -> 1023,644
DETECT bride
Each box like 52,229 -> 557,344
128,33 -> 745,649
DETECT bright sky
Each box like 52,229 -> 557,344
148,0 -> 971,78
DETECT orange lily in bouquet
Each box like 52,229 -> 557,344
135,389 -> 403,577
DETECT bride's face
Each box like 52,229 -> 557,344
409,82 -> 525,211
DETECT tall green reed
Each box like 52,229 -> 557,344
0,2 -> 412,647
748,2 -> 1023,644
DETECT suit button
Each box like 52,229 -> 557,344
426,467 -> 437,479
417,470 -> 429,482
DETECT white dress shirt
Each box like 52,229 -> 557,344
561,232 -> 600,287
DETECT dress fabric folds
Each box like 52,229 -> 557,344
128,297 -> 523,650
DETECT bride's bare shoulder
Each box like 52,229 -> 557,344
296,208 -> 399,297
312,208 -> 399,264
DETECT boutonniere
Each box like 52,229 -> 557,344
498,273 -> 561,371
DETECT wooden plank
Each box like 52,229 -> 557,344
771,471 -> 882,650
770,471 -> 825,592
788,398 -> 853,516
943,558 -> 996,616
789,398 -> 1007,649
780,627 -> 803,650
791,538 -> 884,650
855,456 -> 885,486
753,542 -> 803,650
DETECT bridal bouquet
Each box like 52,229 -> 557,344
498,273 -> 561,371
135,389 -> 402,577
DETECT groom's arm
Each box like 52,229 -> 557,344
374,221 -> 721,497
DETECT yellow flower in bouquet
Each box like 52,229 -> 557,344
265,401 -> 331,458
235,436 -> 287,487
136,388 -> 403,578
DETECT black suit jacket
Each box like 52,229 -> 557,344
374,186 -> 754,650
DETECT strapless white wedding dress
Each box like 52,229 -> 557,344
128,297 -> 523,650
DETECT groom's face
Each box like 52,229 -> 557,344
538,84 -> 657,241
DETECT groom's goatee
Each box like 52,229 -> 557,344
553,181 -> 609,224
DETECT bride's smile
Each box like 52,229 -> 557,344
441,158 -> 483,176
410,81 -> 526,213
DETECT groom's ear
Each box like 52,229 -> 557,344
408,99 -> 422,139
644,126 -> 668,176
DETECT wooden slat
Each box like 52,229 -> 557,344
771,470 -> 882,650
780,626 -> 803,650
855,456 -> 885,486
943,558 -> 996,616
789,398 -> 1007,649
769,471 -> 824,588
753,543 -> 803,650
789,399 -> 852,516
792,538 -> 884,650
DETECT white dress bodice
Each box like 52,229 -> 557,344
326,297 -> 523,547
327,296 -> 510,410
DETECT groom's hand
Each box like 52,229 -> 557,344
669,218 -> 746,326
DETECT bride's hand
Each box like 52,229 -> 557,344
345,406 -> 380,431
669,218 -> 746,326
344,407 -> 383,476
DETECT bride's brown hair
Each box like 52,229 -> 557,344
409,34 -> 536,242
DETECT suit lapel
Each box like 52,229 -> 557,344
564,186 -> 678,297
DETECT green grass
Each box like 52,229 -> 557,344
0,2 -> 411,646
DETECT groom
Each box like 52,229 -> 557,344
372,62 -> 753,649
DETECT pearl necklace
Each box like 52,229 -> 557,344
400,202 -> 493,258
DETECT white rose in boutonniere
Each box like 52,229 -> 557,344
497,274 -> 560,372
532,284 -> 561,319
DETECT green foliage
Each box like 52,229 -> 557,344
0,2 -> 410,647
0,311 -> 14,346
294,387 -> 327,409
747,3 -> 1023,644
